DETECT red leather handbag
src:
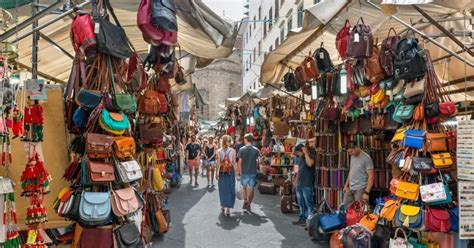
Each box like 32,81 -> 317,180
346,200 -> 368,226
295,66 -> 308,87
425,207 -> 451,232
446,130 -> 456,151
137,0 -> 163,45
439,101 -> 457,117
335,19 -> 351,59
303,56 -> 319,79
70,14 -> 96,57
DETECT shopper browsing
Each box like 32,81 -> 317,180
292,143 -> 316,226
204,136 -> 217,188
186,135 -> 201,186
216,135 -> 237,216
342,142 -> 374,208
237,133 -> 261,212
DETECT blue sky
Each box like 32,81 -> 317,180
203,0 -> 245,21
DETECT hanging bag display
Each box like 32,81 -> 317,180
424,207 -> 451,232
152,0 -> 177,32
395,204 -> 423,228
303,56 -> 319,79
87,161 -> 115,184
393,34 -> 427,80
380,28 -> 400,77
425,133 -> 447,152
335,19 -> 351,59
346,17 -> 373,59
86,133 -> 113,159
113,137 -> 136,159
380,199 -> 399,221
314,44 -> 334,73
282,70 -> 300,92
79,192 -> 112,225
116,159 -> 143,183
364,43 -> 384,84
394,105 -> 414,121
395,180 -> 419,200
431,153 -> 453,169
403,129 -> 425,149
114,221 -> 144,248
111,187 -> 140,217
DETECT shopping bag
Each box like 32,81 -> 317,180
236,184 -> 243,200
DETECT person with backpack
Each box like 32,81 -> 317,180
237,133 -> 261,212
216,135 -> 237,216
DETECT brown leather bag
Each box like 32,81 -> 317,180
364,44 -> 384,84
86,133 -> 113,159
155,210 -> 168,233
426,132 -> 448,152
113,137 -> 136,158
413,105 -> 425,121
138,90 -> 161,114
302,56 -> 319,79
371,114 -> 385,129
273,121 -> 290,136
87,161 -> 115,184
346,17 -> 373,59
139,123 -> 164,145
295,66 -> 308,87
79,226 -> 113,248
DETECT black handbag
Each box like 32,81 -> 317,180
405,94 -> 424,105
393,37 -> 427,80
152,0 -> 177,32
374,224 -> 391,248
95,0 -> 133,59
313,45 -> 334,73
283,71 -> 299,92
424,101 -> 439,118
413,156 -> 433,172
115,222 -> 145,248
64,190 -> 81,221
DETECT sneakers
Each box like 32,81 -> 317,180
292,220 -> 306,226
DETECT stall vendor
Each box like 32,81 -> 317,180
343,142 -> 374,208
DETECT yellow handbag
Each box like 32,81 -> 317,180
152,166 -> 164,191
399,204 -> 421,227
371,89 -> 386,104
359,213 -> 379,231
432,153 -> 453,169
395,181 -> 419,200
391,128 -> 406,143
380,199 -> 399,221
355,86 -> 370,97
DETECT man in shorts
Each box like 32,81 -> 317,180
186,135 -> 201,186
237,133 -> 261,212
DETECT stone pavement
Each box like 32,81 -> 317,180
152,173 -> 326,248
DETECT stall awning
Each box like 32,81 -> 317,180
10,0 -> 237,83
260,0 -> 474,101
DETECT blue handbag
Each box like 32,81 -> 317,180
73,107 -> 88,131
100,109 -> 130,132
403,129 -> 425,149
77,89 -> 102,110
394,104 -> 414,121
449,207 -> 459,232
79,191 -> 112,225
319,202 -> 344,233
395,204 -> 423,228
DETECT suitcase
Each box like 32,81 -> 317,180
281,195 -> 293,213
281,180 -> 292,195
258,182 -> 276,195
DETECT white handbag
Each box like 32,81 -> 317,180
389,228 -> 413,248
117,160 -> 143,183
403,78 -> 425,98
0,178 -> 14,194
420,182 -> 447,203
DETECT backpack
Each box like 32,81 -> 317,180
220,149 -> 232,173
282,71 -> 299,92
393,37 -> 427,80
302,56 -> 319,79
295,66 -> 308,87
364,44 -> 384,84
351,60 -> 368,86
335,19 -> 351,60
346,17 -> 373,59
70,14 -> 96,57
380,28 -> 400,77
313,45 -> 333,73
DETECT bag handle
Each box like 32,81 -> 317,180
393,227 -> 408,240
387,27 -> 397,38
343,19 -> 350,28
355,17 -> 365,25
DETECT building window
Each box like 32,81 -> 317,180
280,23 -> 285,42
268,8 -> 273,30
250,54 -> 252,65
258,6 -> 261,21
253,16 -> 256,30
275,38 -> 279,49
258,41 -> 262,58
297,4 -> 304,28
275,0 -> 279,18
249,25 -> 252,37
253,48 -> 256,63
314,0 -> 321,3
263,16 -> 267,37
269,45 -> 273,52
287,10 -> 293,31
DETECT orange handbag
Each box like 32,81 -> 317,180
426,133 -> 447,152
303,56 -> 319,79
155,210 -> 168,234
380,199 -> 399,221
359,213 -> 379,231
413,105 -> 425,121
113,137 -> 136,158
329,231 -> 344,248
395,180 -> 419,200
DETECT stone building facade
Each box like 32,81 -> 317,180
192,51 -> 243,121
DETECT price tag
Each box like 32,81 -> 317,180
94,23 -> 100,34
319,52 -> 324,59
354,33 -> 360,43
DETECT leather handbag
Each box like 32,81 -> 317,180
115,221 -> 144,248
424,207 -> 451,232
380,28 -> 400,77
86,133 -> 113,159
374,224 -> 392,248
95,0 -> 133,59
371,88 -> 385,104
358,213 -> 379,232
413,105 -> 424,121
64,190 -> 82,221
406,94 -> 424,105
303,56 -> 319,79
335,19 -> 351,60
79,192 -> 112,225
283,71 -> 299,92
99,109 -> 130,133
420,182 -> 449,204
432,153 -> 453,169
138,90 -> 161,114
413,156 -> 433,172
346,17 -> 373,59
113,137 -> 136,158
87,161 -> 115,184
139,123 -> 163,145
319,203 -> 343,233
380,199 -> 399,221
426,133 -> 447,152
71,14 -> 97,56
152,0 -> 177,32
371,114 -> 385,129
394,105 -> 414,121
389,228 -> 411,248
77,89 -> 102,110
387,148 -> 403,167
116,160 -> 143,183
138,0 -> 164,45
395,181 -> 419,200
80,226 -> 113,248
314,46 -> 334,73
424,102 -> 439,118
395,204 -> 423,228
403,129 -> 425,149
404,79 -> 425,99
408,231 -> 427,248
111,187 -> 139,217
329,231 -> 344,248
346,200 -> 368,226
391,128 -> 406,144
295,66 -> 308,86
155,209 -> 169,233
364,45 -> 384,84
439,101 -> 457,117
393,37 -> 427,80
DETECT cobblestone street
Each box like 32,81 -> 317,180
153,174 -> 324,248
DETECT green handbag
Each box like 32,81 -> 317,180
408,231 -> 427,248
394,104 -> 414,121
100,109 -> 130,132
108,55 -> 136,113
348,108 -> 360,120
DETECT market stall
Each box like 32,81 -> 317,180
254,0 -> 473,247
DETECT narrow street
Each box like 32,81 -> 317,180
153,173 -> 322,248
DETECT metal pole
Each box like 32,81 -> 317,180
366,0 -> 474,68
9,0 -> 91,44
32,0 -> 39,79
0,0 -> 64,42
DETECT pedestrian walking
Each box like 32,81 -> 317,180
186,135 -> 201,186
201,137 -> 208,177
216,135 -> 237,216
292,143 -> 315,226
204,136 -> 217,187
237,133 -> 260,212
